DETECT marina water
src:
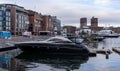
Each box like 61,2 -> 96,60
0,37 -> 120,71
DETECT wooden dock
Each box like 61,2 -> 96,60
112,47 -> 120,53
88,48 -> 112,56
96,49 -> 112,54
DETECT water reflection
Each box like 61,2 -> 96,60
0,49 -> 21,71
1,38 -> 120,71
88,37 -> 120,49
16,52 -> 89,71
98,38 -> 120,49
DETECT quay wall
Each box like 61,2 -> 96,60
0,36 -> 50,51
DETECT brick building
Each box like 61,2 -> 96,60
0,4 -> 60,36
80,17 -> 87,28
91,16 -> 98,27
109,27 -> 120,33
62,26 -> 76,36
28,10 -> 42,35
89,26 -> 103,33
41,15 -> 55,34
0,4 -> 29,35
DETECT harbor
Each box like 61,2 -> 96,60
1,1 -> 120,71
0,36 -> 120,71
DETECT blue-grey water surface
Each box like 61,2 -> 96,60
0,37 -> 120,71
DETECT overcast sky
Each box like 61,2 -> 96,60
1,0 -> 120,27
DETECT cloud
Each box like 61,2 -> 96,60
94,0 -> 111,5
1,0 -> 120,27
34,1 -> 120,27
93,0 -> 120,6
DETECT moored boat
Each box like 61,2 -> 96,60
97,28 -> 119,38
15,36 -> 90,55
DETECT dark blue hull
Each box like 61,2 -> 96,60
15,43 -> 89,55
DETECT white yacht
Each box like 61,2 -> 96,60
97,28 -> 119,37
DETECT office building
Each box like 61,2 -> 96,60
52,16 -> 61,35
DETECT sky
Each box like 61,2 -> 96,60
0,0 -> 120,27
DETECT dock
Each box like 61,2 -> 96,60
0,68 -> 8,71
0,36 -> 50,51
96,49 -> 112,54
89,48 -> 112,56
112,47 -> 120,54
0,43 -> 16,51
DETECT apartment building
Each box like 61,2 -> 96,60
41,15 -> 55,35
0,4 -> 61,36
28,10 -> 42,35
0,4 -> 29,35
0,4 -> 11,31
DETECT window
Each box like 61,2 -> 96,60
25,20 -> 29,24
9,21 -> 11,27
6,17 -> 10,21
6,27 -> 10,31
0,16 -> 2,21
47,38 -> 72,43
21,23 -> 23,28
15,28 -> 18,32
0,27 -> 2,31
16,22 -> 18,27
6,22 -> 9,27
0,21 -> 2,26
19,15 -> 21,19
16,15 -> 18,24
1,6 -> 5,11
0,11 -> 2,15
6,11 -> 10,16
19,23 -> 22,28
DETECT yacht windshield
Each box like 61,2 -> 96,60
46,37 -> 73,43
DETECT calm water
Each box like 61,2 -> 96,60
1,37 -> 120,71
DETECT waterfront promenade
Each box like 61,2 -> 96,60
0,36 -> 50,50
0,68 -> 7,71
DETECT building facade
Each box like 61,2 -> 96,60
62,26 -> 76,36
52,16 -> 61,35
56,19 -> 61,35
0,4 -> 61,36
41,15 -> 55,35
28,10 -> 42,35
0,4 -> 11,31
89,26 -> 103,33
91,16 -> 98,27
109,27 -> 120,33
80,17 -> 87,28
0,4 -> 29,35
